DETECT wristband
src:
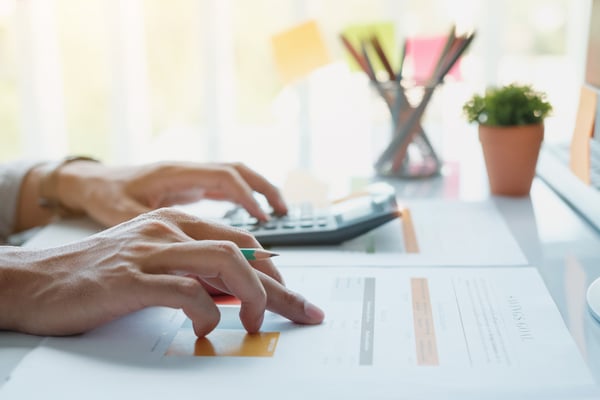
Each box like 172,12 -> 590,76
38,155 -> 100,216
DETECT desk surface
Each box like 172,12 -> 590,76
383,163 -> 600,384
2,158 -> 600,390
499,179 -> 600,384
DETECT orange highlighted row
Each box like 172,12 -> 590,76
167,328 -> 280,358
411,278 -> 439,366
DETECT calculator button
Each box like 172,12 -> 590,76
300,220 -> 314,228
223,208 -> 239,219
262,222 -> 278,230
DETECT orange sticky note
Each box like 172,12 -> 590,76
271,20 -> 331,84
570,86 -> 597,184
166,329 -> 280,358
194,331 -> 280,357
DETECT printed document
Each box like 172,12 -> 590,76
1,266 -> 597,399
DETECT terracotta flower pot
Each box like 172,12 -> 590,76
478,123 -> 544,196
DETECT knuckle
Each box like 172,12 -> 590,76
127,268 -> 147,286
140,208 -> 198,237
211,240 -> 240,258
175,278 -> 203,298
128,241 -> 156,256
229,161 -> 246,171
280,289 -> 299,308
137,209 -> 216,245
104,263 -> 142,289
235,231 -> 261,247
140,218 -> 174,236
215,166 -> 236,180
150,207 -> 181,220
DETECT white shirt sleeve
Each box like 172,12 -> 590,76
0,159 -> 43,244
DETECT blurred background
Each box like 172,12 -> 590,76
0,0 -> 591,186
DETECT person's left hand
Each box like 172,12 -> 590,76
57,161 -> 288,228
0,208 -> 323,337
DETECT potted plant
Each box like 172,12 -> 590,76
462,83 -> 553,196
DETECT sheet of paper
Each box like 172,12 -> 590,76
1,266 -> 596,399
271,20 -> 331,85
23,199 -> 526,266
274,199 -> 527,266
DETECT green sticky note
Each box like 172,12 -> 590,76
341,22 -> 396,73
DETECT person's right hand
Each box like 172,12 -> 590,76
55,160 -> 289,228
0,208 -> 324,337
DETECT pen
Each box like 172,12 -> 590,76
240,248 -> 279,261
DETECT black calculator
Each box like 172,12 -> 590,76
221,185 -> 400,246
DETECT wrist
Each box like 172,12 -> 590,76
39,156 -> 101,216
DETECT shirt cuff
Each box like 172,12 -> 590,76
0,159 -> 45,244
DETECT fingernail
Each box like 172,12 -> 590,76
304,301 -> 325,322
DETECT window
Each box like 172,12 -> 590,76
0,0 -> 20,161
0,0 -> 588,178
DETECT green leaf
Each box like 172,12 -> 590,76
462,83 -> 552,127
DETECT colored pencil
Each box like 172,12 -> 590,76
240,248 -> 279,261
370,35 -> 396,81
339,33 -> 370,75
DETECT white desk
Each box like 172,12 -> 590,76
1,160 -> 600,395
383,167 -> 600,384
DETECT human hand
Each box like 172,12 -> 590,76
56,160 -> 288,227
0,208 -> 324,337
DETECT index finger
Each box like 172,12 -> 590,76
162,210 -> 284,285
202,270 -> 325,326
260,271 -> 325,325
146,240 -> 267,333
228,163 -> 288,216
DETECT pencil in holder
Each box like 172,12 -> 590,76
340,26 -> 475,179
373,80 -> 442,178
